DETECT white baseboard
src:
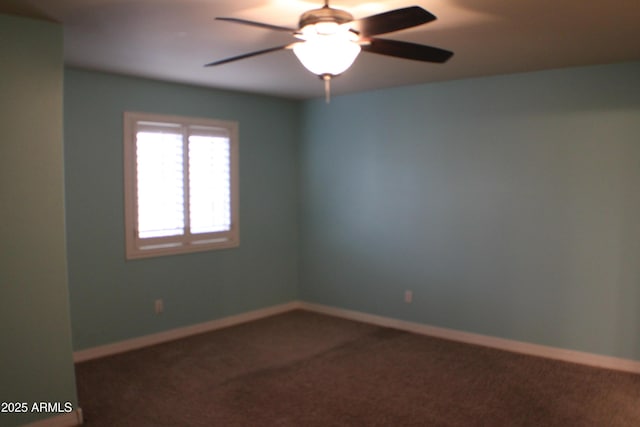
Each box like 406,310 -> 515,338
73,302 -> 302,362
73,300 -> 640,375
300,302 -> 640,374
22,409 -> 83,427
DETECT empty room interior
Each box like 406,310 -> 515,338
1,0 -> 640,426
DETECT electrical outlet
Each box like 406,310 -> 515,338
154,299 -> 164,314
404,290 -> 413,303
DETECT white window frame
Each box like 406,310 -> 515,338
124,111 -> 239,259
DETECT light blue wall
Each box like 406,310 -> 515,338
300,62 -> 640,361
64,69 -> 300,350
64,62 -> 640,362
0,14 -> 78,426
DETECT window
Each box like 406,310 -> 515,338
124,112 -> 238,259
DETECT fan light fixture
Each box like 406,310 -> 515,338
291,4 -> 361,102
292,22 -> 361,77
206,1 -> 454,103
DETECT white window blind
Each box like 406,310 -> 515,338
188,130 -> 231,235
124,112 -> 239,259
136,127 -> 184,238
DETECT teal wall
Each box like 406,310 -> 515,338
300,62 -> 640,361
64,69 -> 300,350
64,62 -> 640,361
0,14 -> 78,426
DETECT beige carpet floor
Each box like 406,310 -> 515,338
75,310 -> 640,426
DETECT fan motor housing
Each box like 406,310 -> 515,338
298,7 -> 354,29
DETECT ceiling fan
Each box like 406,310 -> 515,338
205,1 -> 453,101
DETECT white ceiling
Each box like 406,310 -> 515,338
3,0 -> 640,99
